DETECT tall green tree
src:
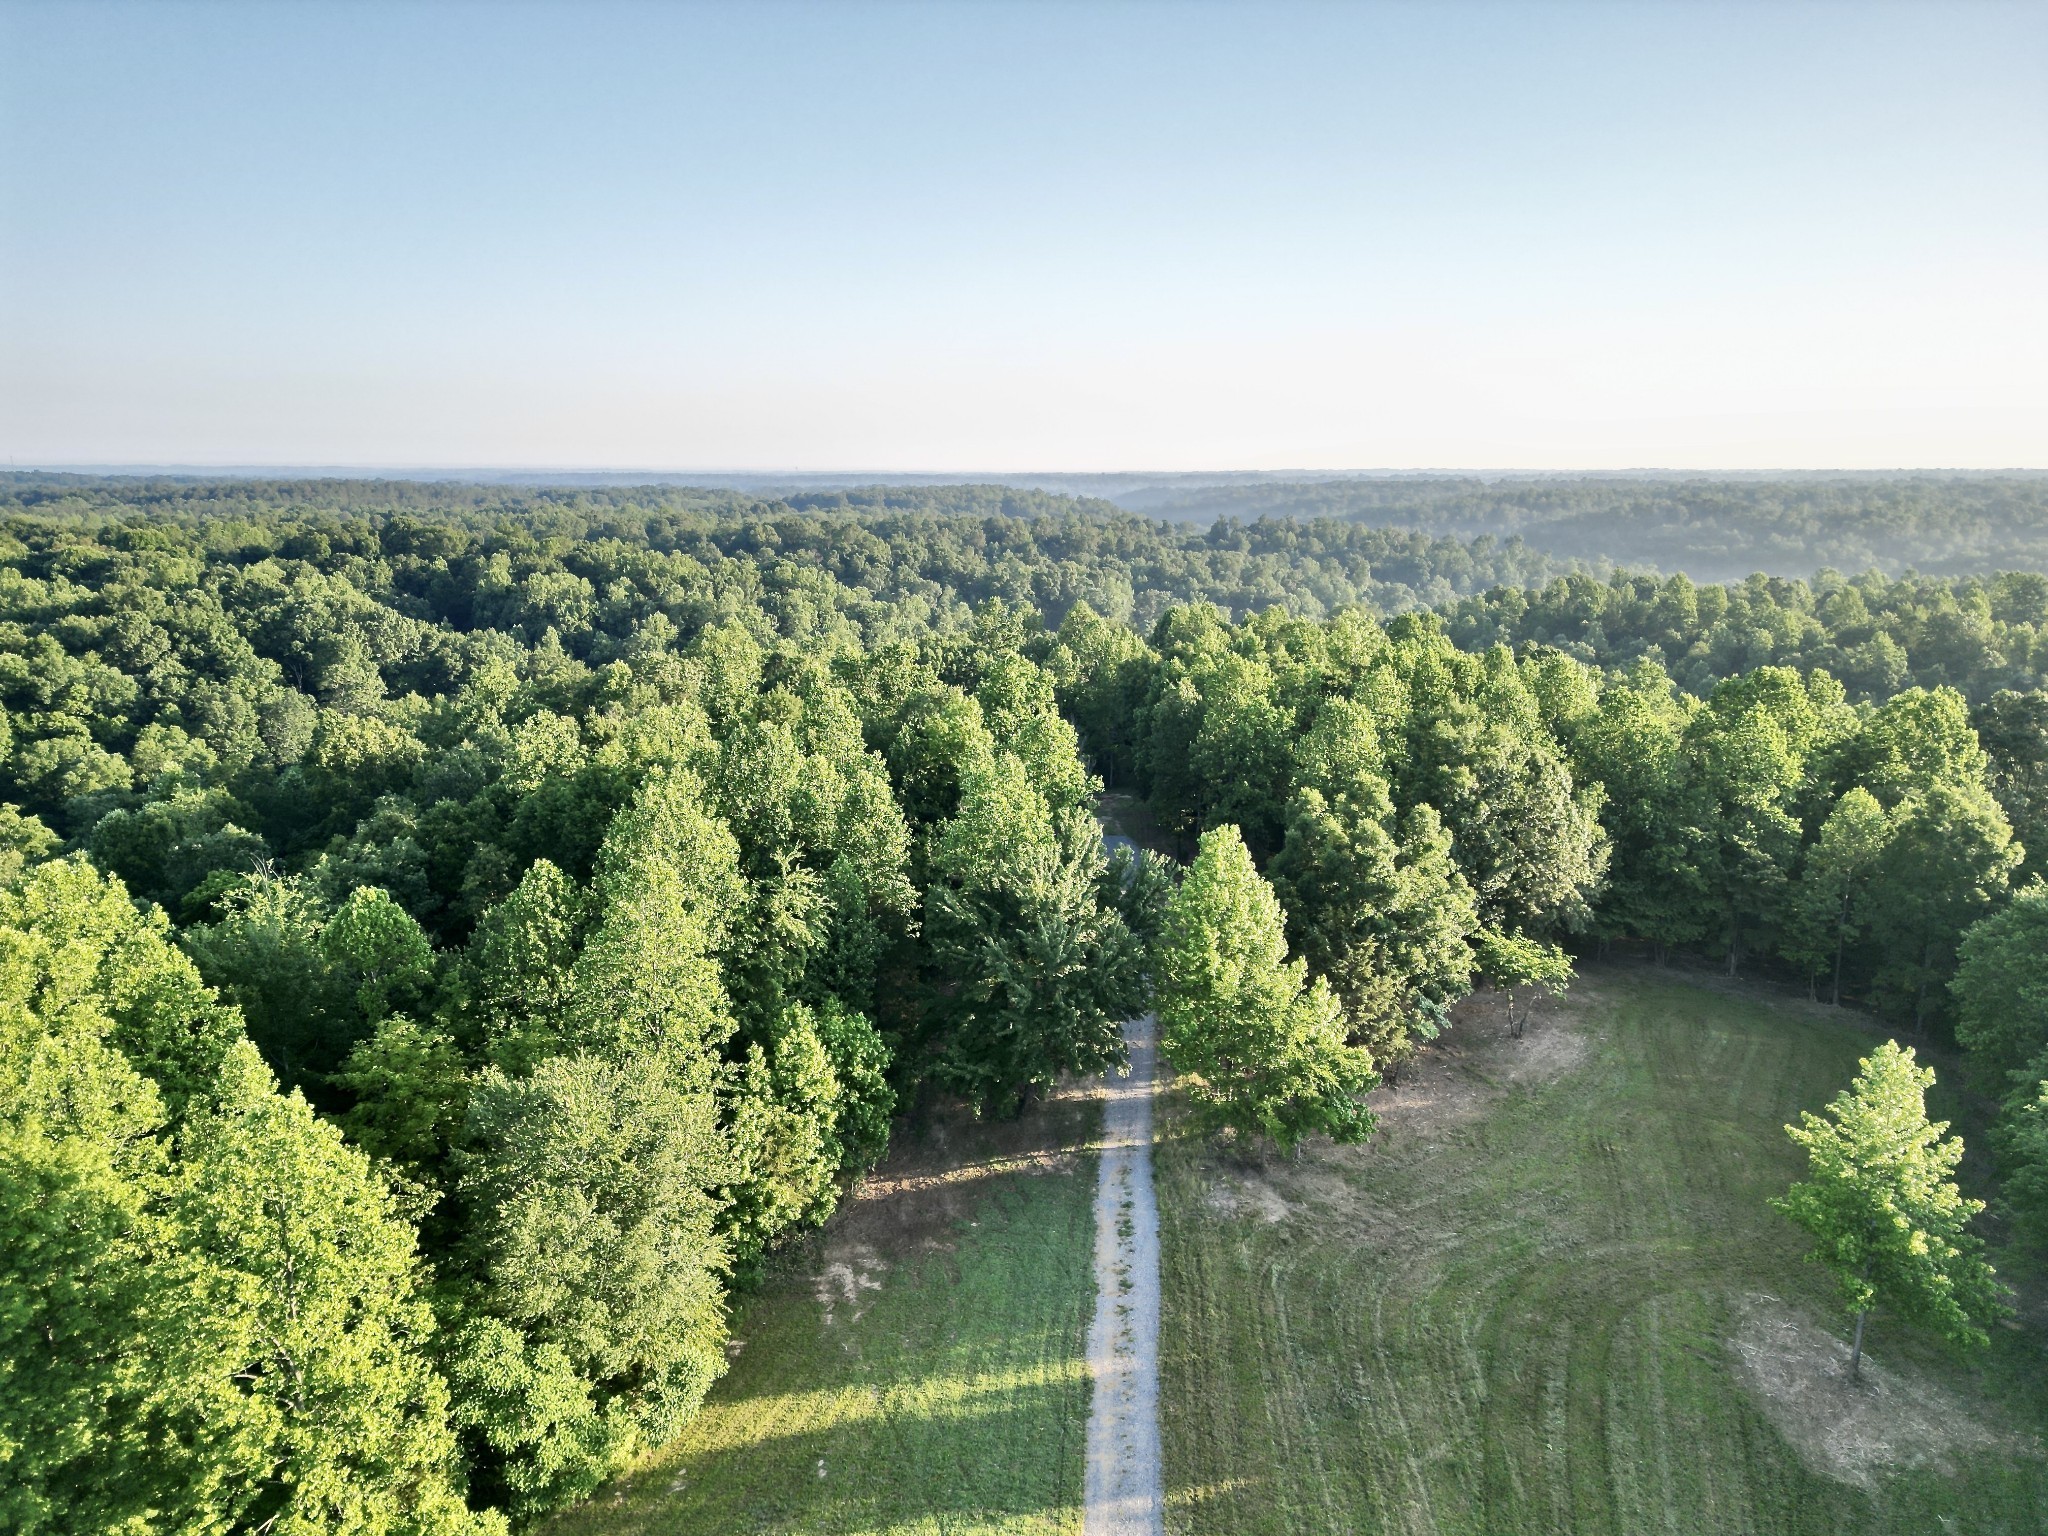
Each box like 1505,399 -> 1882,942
1684,676 -> 1810,975
1270,783 -> 1476,1070
1157,825 -> 1378,1154
175,1045 -> 487,1536
1394,645 -> 1608,941
1973,688 -> 2048,885
1046,600 -> 1156,786
1951,887 -> 2048,1244
563,772 -> 743,1062
0,860 -> 485,1536
1994,1077 -> 2048,1245
1950,884 -> 2048,1083
450,1050 -> 728,1520
1771,1041 -> 2006,1378
1783,787 -> 1891,1004
1570,660 -> 1708,958
926,754 -> 1144,1114
1864,784 -> 2020,1032
466,857 -> 585,1075
721,1009 -> 840,1271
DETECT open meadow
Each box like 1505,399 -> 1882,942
1155,967 -> 2048,1536
543,1084 -> 1102,1536
557,966 -> 2047,1536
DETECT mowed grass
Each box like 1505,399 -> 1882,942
548,1093 -> 1100,1536
1155,967 -> 2048,1536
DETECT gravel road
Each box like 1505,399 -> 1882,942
1083,1011 -> 1164,1536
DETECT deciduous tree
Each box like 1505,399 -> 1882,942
1157,824 -> 1378,1154
1771,1041 -> 2005,1378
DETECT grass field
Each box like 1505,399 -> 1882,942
1154,967 -> 2048,1536
545,1086 -> 1101,1536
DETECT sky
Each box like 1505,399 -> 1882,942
2,0 -> 2045,472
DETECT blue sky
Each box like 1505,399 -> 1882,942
3,0 -> 2044,470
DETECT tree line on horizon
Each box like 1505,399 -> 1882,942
2,483 -> 2045,1532
1126,473 -> 2048,582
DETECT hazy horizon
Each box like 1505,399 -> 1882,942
15,464 -> 2048,481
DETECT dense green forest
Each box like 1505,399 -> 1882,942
6,477 -> 2048,1533
0,473 -> 1564,628
1444,566 -> 2048,702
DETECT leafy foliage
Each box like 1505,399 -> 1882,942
1157,825 -> 1378,1153
1772,1042 -> 2006,1373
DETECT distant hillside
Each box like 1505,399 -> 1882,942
1118,476 -> 2048,582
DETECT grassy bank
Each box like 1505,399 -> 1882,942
548,1088 -> 1101,1536
1155,967 -> 2048,1536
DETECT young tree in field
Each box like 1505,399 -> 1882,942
1472,928 -> 1572,1038
1156,824 -> 1378,1154
1771,1041 -> 2006,1379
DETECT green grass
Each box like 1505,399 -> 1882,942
1155,967 -> 2048,1536
546,1105 -> 1099,1536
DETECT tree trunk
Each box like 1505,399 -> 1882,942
1830,913 -> 1845,1007
1913,931 -> 1935,1037
1849,1309 -> 1867,1381
1726,910 -> 1742,977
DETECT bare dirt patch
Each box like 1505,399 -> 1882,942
1202,1171 -> 1294,1225
1725,1293 -> 2029,1491
812,1242 -> 887,1327
1362,985 -> 1592,1140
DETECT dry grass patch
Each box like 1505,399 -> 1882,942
1725,1292 -> 2030,1492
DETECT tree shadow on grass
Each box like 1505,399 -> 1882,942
548,1170 -> 1097,1536
578,1384 -> 1091,1536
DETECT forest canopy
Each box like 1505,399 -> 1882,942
4,471 -> 2046,1532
